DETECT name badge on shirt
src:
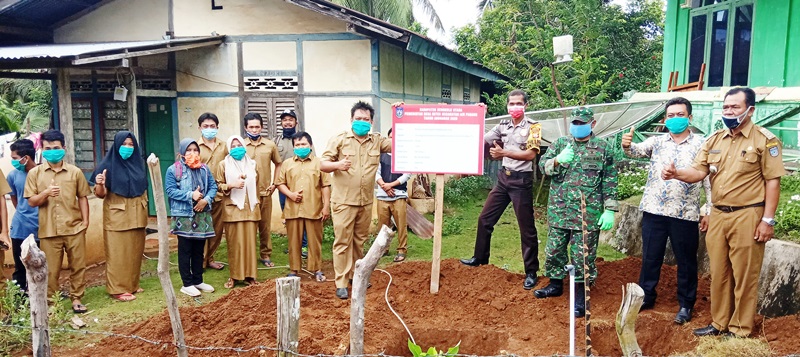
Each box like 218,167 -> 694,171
709,149 -> 721,154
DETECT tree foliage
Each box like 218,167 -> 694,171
0,77 -> 52,135
455,0 -> 664,116
331,0 -> 445,32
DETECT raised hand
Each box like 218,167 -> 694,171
556,143 -> 575,164
96,169 -> 108,185
489,141 -> 505,160
339,155 -> 352,171
622,127 -> 635,148
661,162 -> 677,180
48,178 -> 60,197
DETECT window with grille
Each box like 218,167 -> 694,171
463,87 -> 471,102
244,76 -> 299,92
441,84 -> 452,103
244,97 -> 298,138
72,100 -> 96,171
102,100 -> 129,153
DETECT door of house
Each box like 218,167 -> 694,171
140,97 -> 175,215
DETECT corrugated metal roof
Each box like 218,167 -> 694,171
0,37 -> 222,61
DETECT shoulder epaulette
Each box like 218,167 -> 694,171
499,119 -> 510,125
758,127 -> 777,140
525,118 -> 537,124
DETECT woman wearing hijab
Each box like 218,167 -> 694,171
216,135 -> 260,288
165,138 -> 218,297
92,131 -> 149,302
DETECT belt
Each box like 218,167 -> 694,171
501,168 -> 532,179
714,202 -> 765,213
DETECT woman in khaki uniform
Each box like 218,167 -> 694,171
92,131 -> 148,302
217,135 -> 260,288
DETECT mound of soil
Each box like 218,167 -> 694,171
65,258 -> 800,356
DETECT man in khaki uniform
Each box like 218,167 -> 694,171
25,130 -> 92,313
276,131 -> 330,280
0,169 -> 12,292
243,113 -> 282,266
321,101 -> 391,299
276,110 -> 308,257
197,113 -> 228,270
663,87 -> 786,338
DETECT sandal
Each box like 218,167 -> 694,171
315,271 -> 327,282
260,258 -> 275,267
111,293 -> 137,302
72,303 -> 88,314
393,253 -> 406,262
224,278 -> 234,289
134,288 -> 144,294
208,261 -> 225,270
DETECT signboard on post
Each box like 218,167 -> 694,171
391,104 -> 485,293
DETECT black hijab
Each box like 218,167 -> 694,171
91,131 -> 148,198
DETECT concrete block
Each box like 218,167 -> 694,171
758,239 -> 800,317
409,198 -> 435,214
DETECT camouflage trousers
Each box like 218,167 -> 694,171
543,227 -> 599,283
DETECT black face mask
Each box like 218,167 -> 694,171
283,127 -> 296,137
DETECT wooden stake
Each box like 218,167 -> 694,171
276,277 -> 300,356
615,283 -> 645,357
146,154 -> 188,357
20,234 -> 50,357
350,225 -> 395,355
430,174 -> 444,294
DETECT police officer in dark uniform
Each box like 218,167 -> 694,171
460,89 -> 542,290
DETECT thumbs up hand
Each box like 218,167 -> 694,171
556,143 -> 575,164
339,155 -> 352,171
292,189 -> 304,203
96,169 -> 108,186
622,127 -> 635,148
192,185 -> 203,201
661,161 -> 677,180
489,140 -> 505,159
48,178 -> 60,197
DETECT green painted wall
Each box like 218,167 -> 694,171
662,0 -> 800,89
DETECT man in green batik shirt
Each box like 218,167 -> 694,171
533,107 -> 619,317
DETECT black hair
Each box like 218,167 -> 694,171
292,131 -> 313,146
243,112 -> 263,127
388,128 -> 392,136
41,130 -> 65,147
665,97 -> 693,115
198,112 -> 219,126
507,89 -> 529,104
10,139 -> 35,160
725,87 -> 756,107
350,101 -> 374,120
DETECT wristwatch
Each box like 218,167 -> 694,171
762,217 -> 777,226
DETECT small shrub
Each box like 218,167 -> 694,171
776,194 -> 800,242
0,284 -> 76,354
408,340 -> 459,357
431,176 -> 492,206
616,164 -> 648,200
442,217 -> 463,236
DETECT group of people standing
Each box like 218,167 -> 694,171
460,87 -> 784,339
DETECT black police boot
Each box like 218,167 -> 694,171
459,257 -> 488,267
533,279 -> 563,298
575,283 -> 586,318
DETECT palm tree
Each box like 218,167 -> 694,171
331,0 -> 445,33
0,77 -> 52,135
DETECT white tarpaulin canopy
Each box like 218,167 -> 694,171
485,100 -> 666,146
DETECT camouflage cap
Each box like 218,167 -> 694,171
571,107 -> 594,123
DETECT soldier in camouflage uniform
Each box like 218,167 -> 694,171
533,107 -> 619,317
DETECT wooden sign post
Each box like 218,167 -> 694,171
392,104 -> 485,294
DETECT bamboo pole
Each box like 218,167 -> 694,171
20,234 -> 50,357
615,283 -> 645,357
580,193 -> 592,357
430,174 -> 444,293
350,225 -> 395,355
276,277 -> 301,356
146,154 -> 188,357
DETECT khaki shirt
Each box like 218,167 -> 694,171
215,161 -> 261,223
692,120 -> 787,207
0,170 -> 11,197
99,192 -> 148,231
275,155 -> 331,220
484,117 -> 541,172
275,135 -> 295,162
321,130 -> 392,206
245,137 -> 282,197
198,138 -> 229,202
24,163 -> 91,238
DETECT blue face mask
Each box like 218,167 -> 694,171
245,131 -> 261,140
11,157 -> 27,172
42,149 -> 65,164
721,106 -> 752,129
201,128 -> 218,140
664,117 -> 690,134
230,146 -> 246,160
294,147 -> 311,159
352,120 -> 371,136
119,146 -> 134,160
569,123 -> 592,139
283,127 -> 296,138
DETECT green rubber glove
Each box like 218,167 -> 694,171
598,210 -> 615,231
556,143 -> 575,164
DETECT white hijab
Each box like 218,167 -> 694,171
224,135 -> 258,211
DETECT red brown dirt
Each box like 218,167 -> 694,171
61,258 -> 800,356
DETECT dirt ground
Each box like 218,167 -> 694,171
61,258 -> 800,357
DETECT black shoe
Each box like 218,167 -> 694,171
574,284 -> 586,318
335,288 -> 349,300
533,280 -> 563,298
674,307 -> 692,325
693,324 -> 724,337
348,279 -> 371,289
523,273 -> 538,290
640,301 -> 655,311
459,257 -> 488,267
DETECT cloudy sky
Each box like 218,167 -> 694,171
415,0 -> 632,48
